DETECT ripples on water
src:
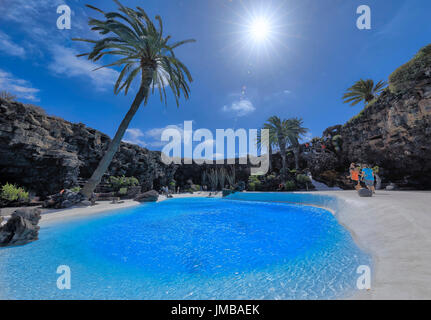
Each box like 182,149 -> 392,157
0,197 -> 371,299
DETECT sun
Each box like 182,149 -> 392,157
248,17 -> 272,42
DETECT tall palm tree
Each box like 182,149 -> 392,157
264,116 -> 290,177
285,118 -> 308,170
342,79 -> 386,106
73,0 -> 195,199
256,123 -> 278,173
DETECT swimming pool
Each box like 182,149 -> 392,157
0,196 -> 371,299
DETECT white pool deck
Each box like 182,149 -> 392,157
318,190 -> 431,300
3,190 -> 431,300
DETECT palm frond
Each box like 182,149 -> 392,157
73,0 -> 195,106
343,79 -> 387,106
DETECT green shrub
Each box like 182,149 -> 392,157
249,175 -> 260,182
70,186 -> 81,193
109,176 -> 139,191
389,44 -> 431,93
192,184 -> 201,192
169,181 -> 176,188
248,176 -> 261,191
1,183 -> 29,202
284,181 -> 296,191
296,174 -> 311,184
118,187 -> 128,196
332,135 -> 342,142
332,135 -> 343,152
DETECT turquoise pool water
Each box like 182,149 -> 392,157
0,196 -> 371,299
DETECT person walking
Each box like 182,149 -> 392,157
361,164 -> 375,193
349,163 -> 361,190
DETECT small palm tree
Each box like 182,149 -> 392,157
285,118 -> 308,170
73,0 -> 195,198
342,79 -> 386,106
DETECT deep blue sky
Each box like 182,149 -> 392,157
0,0 -> 430,152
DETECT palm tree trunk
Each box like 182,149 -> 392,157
80,85 -> 147,199
294,146 -> 300,170
278,134 -> 287,178
268,144 -> 273,173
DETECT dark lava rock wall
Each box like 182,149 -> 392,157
1,45 -> 430,193
0,100 -> 176,196
305,44 -> 431,189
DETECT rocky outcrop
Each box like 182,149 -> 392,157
0,208 -> 41,246
1,44 -> 430,193
0,100 -> 177,197
358,189 -> 373,198
304,44 -> 431,189
42,189 -> 86,209
134,190 -> 159,202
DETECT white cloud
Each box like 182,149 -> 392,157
301,132 -> 313,144
48,45 -> 119,91
123,128 -> 146,147
0,69 -> 39,101
1,0 -> 64,22
0,31 -> 25,58
263,89 -> 292,102
0,1 -> 127,92
123,123 -> 194,149
146,123 -> 194,147
222,99 -> 256,117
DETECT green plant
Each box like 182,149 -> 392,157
169,181 -> 176,188
248,175 -> 260,183
266,174 -> 276,180
207,169 -> 219,191
284,180 -> 296,191
332,135 -> 342,152
70,186 -> 81,193
372,166 -> 380,174
201,171 -> 207,187
248,176 -> 262,191
296,174 -> 311,184
343,79 -> 387,106
225,167 -> 236,188
389,44 -> 431,93
74,0 -> 196,199
218,168 -> 227,189
256,123 -> 278,173
118,187 -> 128,196
0,91 -> 17,101
1,183 -> 29,202
109,175 -> 139,191
332,135 -> 342,141
261,116 -> 308,173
